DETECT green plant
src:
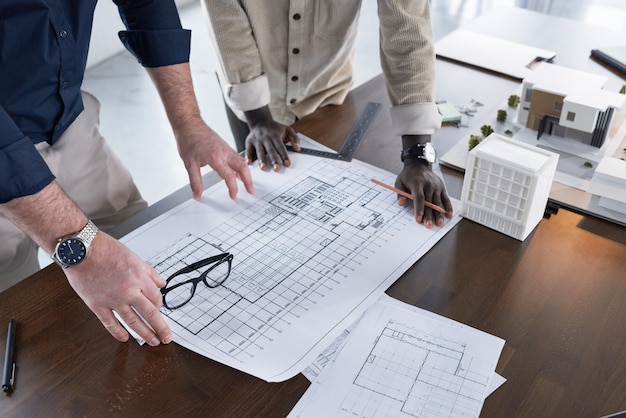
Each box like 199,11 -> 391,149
497,109 -> 507,122
584,161 -> 593,168
468,135 -> 482,151
504,129 -> 513,135
480,125 -> 494,137
508,94 -> 520,108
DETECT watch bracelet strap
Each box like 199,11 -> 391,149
77,220 -> 99,245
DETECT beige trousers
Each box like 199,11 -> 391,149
0,91 -> 147,292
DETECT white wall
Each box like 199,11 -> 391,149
87,0 -> 196,69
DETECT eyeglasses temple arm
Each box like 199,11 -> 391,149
165,253 -> 231,279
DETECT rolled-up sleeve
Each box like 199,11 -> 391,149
389,103 -> 442,136
203,0 -> 269,112
115,0 -> 191,67
0,106 -> 55,203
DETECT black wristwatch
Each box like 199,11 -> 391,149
51,220 -> 99,268
401,143 -> 437,163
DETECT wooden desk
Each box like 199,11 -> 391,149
2,72 -> 626,418
2,10 -> 626,418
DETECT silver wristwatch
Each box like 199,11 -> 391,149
51,220 -> 99,268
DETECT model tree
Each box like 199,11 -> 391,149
468,135 -> 482,151
468,125 -> 496,150
508,94 -> 520,108
497,109 -> 507,122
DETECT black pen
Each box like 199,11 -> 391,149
2,318 -> 16,392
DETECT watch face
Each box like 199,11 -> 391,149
56,238 -> 87,266
424,144 -> 437,163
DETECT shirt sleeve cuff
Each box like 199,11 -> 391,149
389,103 -> 442,136
0,138 -> 55,203
222,74 -> 271,113
118,29 -> 191,67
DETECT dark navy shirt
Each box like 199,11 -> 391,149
0,0 -> 191,203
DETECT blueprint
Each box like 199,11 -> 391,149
290,294 -> 505,418
121,145 -> 462,382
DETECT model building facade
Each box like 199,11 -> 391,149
461,133 -> 559,241
517,64 -> 625,148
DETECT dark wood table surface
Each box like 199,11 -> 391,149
2,9 -> 626,418
2,71 -> 626,418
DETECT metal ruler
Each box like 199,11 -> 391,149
288,102 -> 381,161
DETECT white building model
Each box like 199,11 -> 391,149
517,63 -> 625,150
461,133 -> 559,241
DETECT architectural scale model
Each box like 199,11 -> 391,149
587,156 -> 626,214
461,133 -> 559,241
517,63 -> 625,149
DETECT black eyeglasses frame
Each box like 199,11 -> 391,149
160,253 -> 233,310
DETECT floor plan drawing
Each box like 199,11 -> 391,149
344,321 -> 492,417
122,151 -> 462,381
290,295 -> 504,418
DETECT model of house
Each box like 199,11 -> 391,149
517,63 -> 625,148
461,133 -> 559,241
587,157 -> 626,214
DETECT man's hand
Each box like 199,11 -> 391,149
244,106 -> 299,172
64,232 -> 172,346
146,64 -> 254,200
395,162 -> 453,228
0,181 -> 172,345
175,118 -> 254,200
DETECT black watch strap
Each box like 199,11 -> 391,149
400,143 -> 436,163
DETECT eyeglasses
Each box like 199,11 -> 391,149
161,253 -> 233,310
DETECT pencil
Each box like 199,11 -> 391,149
371,178 -> 447,213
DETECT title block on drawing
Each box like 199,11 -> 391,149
461,133 -> 559,241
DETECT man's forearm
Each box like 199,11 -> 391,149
244,105 -> 273,127
146,63 -> 203,133
0,181 -> 88,254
